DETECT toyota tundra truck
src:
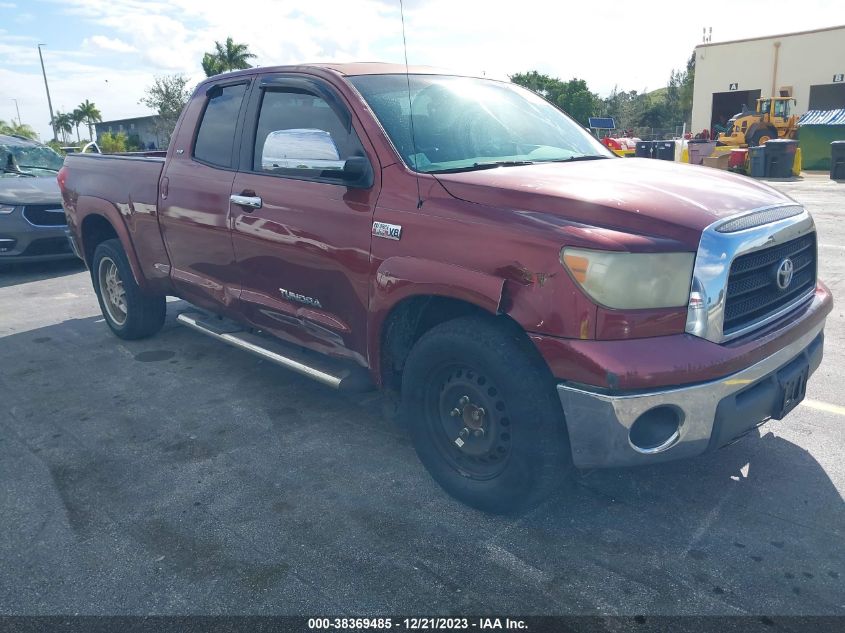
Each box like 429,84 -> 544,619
59,64 -> 832,513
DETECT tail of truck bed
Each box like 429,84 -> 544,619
60,153 -> 173,296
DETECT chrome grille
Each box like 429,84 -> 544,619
723,234 -> 816,335
23,204 -> 67,227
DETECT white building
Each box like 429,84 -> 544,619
691,25 -> 845,134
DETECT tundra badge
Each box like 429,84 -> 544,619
372,221 -> 402,241
279,288 -> 322,308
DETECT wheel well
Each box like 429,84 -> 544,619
80,214 -> 118,265
380,296 -> 504,391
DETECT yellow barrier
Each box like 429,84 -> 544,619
793,147 -> 802,176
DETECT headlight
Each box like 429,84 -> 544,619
560,247 -> 695,310
0,204 -> 15,215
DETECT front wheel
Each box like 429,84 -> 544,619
748,127 -> 776,147
401,316 -> 572,514
92,239 -> 165,340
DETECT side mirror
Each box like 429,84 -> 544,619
261,129 -> 345,172
342,156 -> 367,181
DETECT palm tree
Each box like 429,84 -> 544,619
71,107 -> 85,142
51,112 -> 73,143
77,100 -> 102,140
201,37 -> 256,77
0,119 -> 38,140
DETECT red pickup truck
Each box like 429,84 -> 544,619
60,63 -> 832,513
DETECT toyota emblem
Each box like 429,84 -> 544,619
776,258 -> 794,290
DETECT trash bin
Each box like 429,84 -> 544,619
654,140 -> 675,161
764,139 -> 798,178
832,140 -> 845,181
635,141 -> 655,158
687,140 -> 717,165
728,148 -> 748,172
748,145 -> 766,178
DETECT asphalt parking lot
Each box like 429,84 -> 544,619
0,174 -> 843,618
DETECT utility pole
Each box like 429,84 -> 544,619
11,99 -> 21,125
38,44 -> 57,141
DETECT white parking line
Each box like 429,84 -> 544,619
802,399 -> 845,416
819,243 -> 845,250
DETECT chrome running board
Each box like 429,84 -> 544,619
176,311 -> 372,392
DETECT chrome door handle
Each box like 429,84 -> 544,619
230,194 -> 263,210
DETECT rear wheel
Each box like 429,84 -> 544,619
401,316 -> 572,514
92,239 -> 165,340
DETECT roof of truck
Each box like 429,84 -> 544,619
304,62 -> 458,76
203,62 -> 475,81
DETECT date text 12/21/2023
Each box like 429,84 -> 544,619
307,617 -> 528,630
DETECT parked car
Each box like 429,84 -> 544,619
59,64 -> 832,513
0,134 -> 76,263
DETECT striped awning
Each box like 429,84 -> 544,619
798,109 -> 845,126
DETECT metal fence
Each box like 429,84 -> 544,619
627,125 -> 687,140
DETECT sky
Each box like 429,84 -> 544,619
2,0 -> 845,142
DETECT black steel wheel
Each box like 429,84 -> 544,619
402,316 -> 572,514
424,362 -> 513,480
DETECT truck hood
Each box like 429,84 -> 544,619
0,175 -> 61,205
435,157 -> 794,248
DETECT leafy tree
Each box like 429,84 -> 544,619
77,100 -> 102,140
555,79 -> 600,126
0,119 -> 38,140
98,131 -> 127,153
140,74 -> 192,147
202,37 -> 256,77
70,108 -> 86,142
510,71 -> 599,125
51,112 -> 74,143
126,133 -> 143,151
676,52 -> 696,126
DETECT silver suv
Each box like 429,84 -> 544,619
0,134 -> 76,263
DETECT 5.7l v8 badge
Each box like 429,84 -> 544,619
372,221 -> 402,241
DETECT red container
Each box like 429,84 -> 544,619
729,148 -> 748,169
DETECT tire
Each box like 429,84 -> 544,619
91,239 -> 165,340
748,127 -> 776,147
401,316 -> 572,514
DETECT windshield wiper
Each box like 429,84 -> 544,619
429,160 -> 535,174
0,167 -> 36,177
544,155 -> 610,163
17,165 -> 59,172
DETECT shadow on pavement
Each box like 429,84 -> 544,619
0,258 -> 86,288
0,312 -> 842,616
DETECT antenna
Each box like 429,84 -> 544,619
399,0 -> 423,209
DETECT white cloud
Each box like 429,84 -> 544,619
0,2 -> 17,8
0,65 -> 158,141
85,35 -> 137,53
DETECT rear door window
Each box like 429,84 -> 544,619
194,83 -> 248,168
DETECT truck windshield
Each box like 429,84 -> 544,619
349,74 -> 612,173
0,139 -> 65,177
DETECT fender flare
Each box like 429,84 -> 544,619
368,256 -> 506,375
75,196 -> 149,290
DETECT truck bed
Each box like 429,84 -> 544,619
62,152 -> 171,292
63,153 -> 165,211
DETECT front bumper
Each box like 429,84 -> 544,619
0,206 -> 76,263
558,321 -> 825,468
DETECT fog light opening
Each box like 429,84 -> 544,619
629,406 -> 683,454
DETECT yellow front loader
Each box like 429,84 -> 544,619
718,97 -> 799,147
